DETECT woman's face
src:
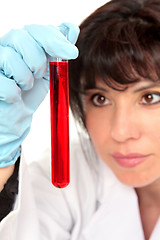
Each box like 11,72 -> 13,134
84,78 -> 160,187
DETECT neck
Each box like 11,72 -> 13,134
135,179 -> 160,240
135,178 -> 160,207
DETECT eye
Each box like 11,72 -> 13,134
91,94 -> 110,106
141,92 -> 160,105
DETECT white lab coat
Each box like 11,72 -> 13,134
0,135 -> 160,240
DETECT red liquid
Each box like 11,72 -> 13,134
49,61 -> 70,188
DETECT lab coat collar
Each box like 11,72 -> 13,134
81,158 -> 145,240
95,158 -> 160,240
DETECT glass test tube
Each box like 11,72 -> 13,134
49,60 -> 70,188
49,27 -> 70,188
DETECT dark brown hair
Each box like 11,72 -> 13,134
69,0 -> 160,127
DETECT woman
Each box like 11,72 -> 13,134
0,0 -> 159,239
69,0 -> 160,239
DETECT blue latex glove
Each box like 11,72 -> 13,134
0,22 -> 79,167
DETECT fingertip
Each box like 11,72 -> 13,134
71,45 -> 79,59
20,73 -> 34,91
59,22 -> 80,44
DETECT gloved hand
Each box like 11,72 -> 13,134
0,22 -> 79,167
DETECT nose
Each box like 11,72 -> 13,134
110,107 -> 141,143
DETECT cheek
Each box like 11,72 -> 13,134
143,113 -> 160,146
86,115 -> 100,140
85,111 -> 110,152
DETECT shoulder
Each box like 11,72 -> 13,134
28,135 -> 99,225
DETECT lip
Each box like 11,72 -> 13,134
112,152 -> 151,168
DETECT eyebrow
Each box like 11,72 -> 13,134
133,83 -> 160,93
84,87 -> 108,93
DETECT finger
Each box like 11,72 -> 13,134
59,22 -> 80,44
0,73 -> 21,103
0,45 -> 34,91
0,29 -> 47,79
22,77 -> 49,111
24,24 -> 79,59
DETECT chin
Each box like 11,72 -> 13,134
115,173 -> 157,188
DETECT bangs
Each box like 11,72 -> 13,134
80,20 -> 160,91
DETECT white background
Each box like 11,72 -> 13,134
0,0 -> 109,35
0,0 -> 109,163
